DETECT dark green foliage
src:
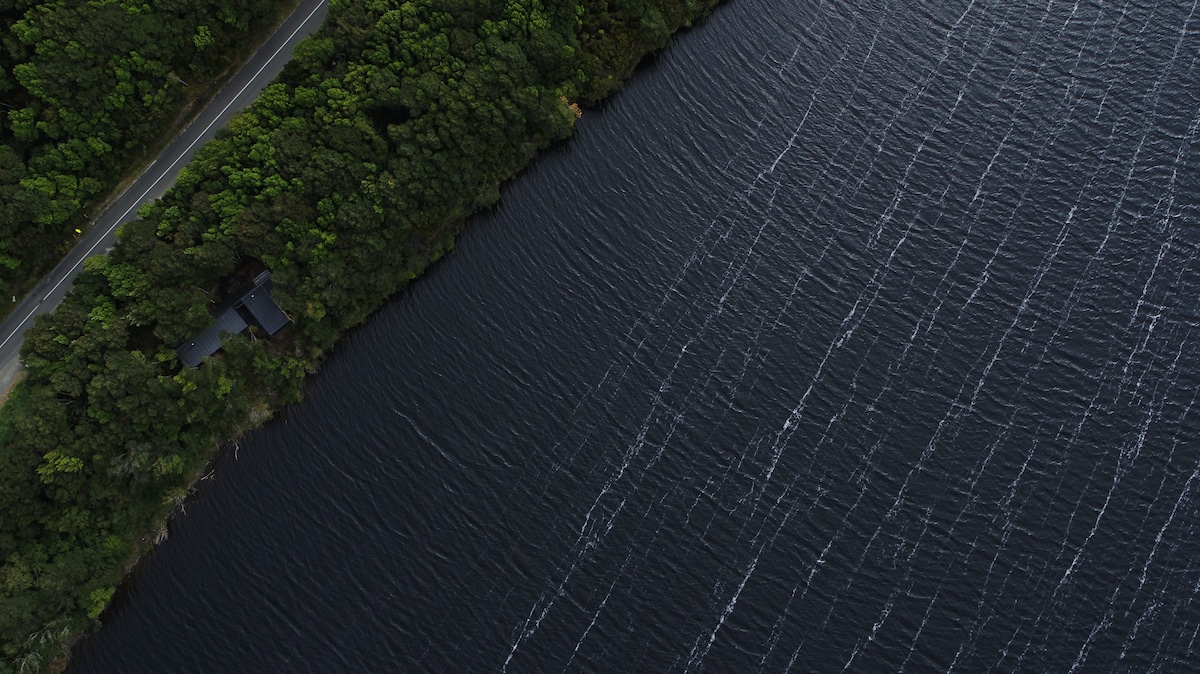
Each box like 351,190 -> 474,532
0,0 -> 294,304
0,0 -> 720,669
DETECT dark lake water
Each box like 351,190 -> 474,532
69,0 -> 1200,671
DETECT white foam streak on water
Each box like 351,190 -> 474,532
1067,588 -> 1118,674
884,207 -> 1069,525
696,354 -> 883,662
1026,331 -> 1192,667
515,1 -> 1200,670
774,482 -> 872,668
926,8 -> 1072,335
505,328 -> 732,668
57,0 -> 1200,671
505,108 -> 813,665
770,3 -> 1200,670
966,213 -> 1070,408
1134,418 -> 1198,598
687,457 -> 830,672
999,18 -> 1200,660
1110,377 -> 1200,668
763,2 -> 891,179
864,7 -> 1003,249
937,431 -> 1040,668
841,588 -> 897,672
559,543 -> 636,673
763,6 -> 1108,662
757,584 -> 799,672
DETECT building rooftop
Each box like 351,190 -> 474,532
176,271 -> 290,367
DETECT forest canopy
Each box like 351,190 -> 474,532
0,0 -> 295,304
0,0 -> 720,670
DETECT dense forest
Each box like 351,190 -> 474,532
0,0 -> 295,309
0,0 -> 719,670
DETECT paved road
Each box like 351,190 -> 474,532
0,0 -> 329,393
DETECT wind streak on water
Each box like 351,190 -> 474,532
64,0 -> 1200,672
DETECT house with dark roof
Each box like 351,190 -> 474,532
177,271 -> 290,367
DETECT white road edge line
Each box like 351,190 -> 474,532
0,1 -> 325,353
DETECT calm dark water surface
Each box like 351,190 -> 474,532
71,0 -> 1200,671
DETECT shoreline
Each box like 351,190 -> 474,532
1,2 -> 725,670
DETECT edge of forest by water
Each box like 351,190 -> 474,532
0,0 -> 723,671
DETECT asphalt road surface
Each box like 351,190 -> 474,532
0,0 -> 328,393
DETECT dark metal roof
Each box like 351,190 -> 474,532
176,270 -> 291,367
176,309 -> 248,367
240,290 -> 290,335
